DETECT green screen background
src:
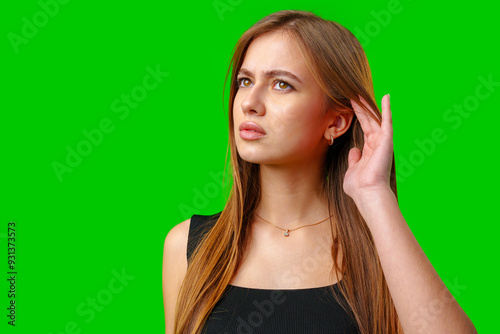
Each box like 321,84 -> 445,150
2,0 -> 498,332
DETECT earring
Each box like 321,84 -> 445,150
329,135 -> 334,146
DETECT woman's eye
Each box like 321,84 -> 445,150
275,81 -> 290,90
237,78 -> 293,91
238,78 -> 251,87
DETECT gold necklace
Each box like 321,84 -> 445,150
254,212 -> 333,237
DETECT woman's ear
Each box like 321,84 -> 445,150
323,109 -> 354,143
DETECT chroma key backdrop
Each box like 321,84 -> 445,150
2,0 -> 499,333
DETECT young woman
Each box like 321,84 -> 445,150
163,10 -> 477,334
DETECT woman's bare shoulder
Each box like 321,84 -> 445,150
163,218 -> 191,277
163,218 -> 191,333
164,218 -> 191,251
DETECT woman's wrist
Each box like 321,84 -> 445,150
351,186 -> 398,221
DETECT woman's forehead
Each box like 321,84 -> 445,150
240,31 -> 312,83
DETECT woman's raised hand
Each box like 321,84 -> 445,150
343,94 -> 394,203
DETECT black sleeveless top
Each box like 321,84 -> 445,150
187,212 -> 361,334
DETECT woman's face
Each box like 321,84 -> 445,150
233,30 -> 339,166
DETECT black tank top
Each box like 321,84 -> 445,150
187,212 -> 361,334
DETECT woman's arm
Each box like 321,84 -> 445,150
162,218 -> 190,334
354,188 -> 476,333
343,94 -> 477,333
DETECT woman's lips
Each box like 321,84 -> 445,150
239,129 -> 266,140
239,122 -> 266,140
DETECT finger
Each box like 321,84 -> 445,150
347,147 -> 362,169
359,95 -> 385,131
352,95 -> 382,135
381,94 -> 393,136
351,97 -> 374,135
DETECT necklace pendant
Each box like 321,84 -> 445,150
284,229 -> 289,237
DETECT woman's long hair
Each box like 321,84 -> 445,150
173,10 -> 402,334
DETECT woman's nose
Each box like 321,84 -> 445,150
240,84 -> 266,116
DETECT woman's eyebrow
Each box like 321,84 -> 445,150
237,67 -> 303,84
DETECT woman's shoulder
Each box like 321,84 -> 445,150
189,211 -> 222,231
162,217 -> 191,333
163,218 -> 191,279
162,212 -> 221,331
164,217 -> 191,248
163,211 -> 222,262
187,211 -> 222,260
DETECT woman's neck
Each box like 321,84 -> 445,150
255,162 -> 332,230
